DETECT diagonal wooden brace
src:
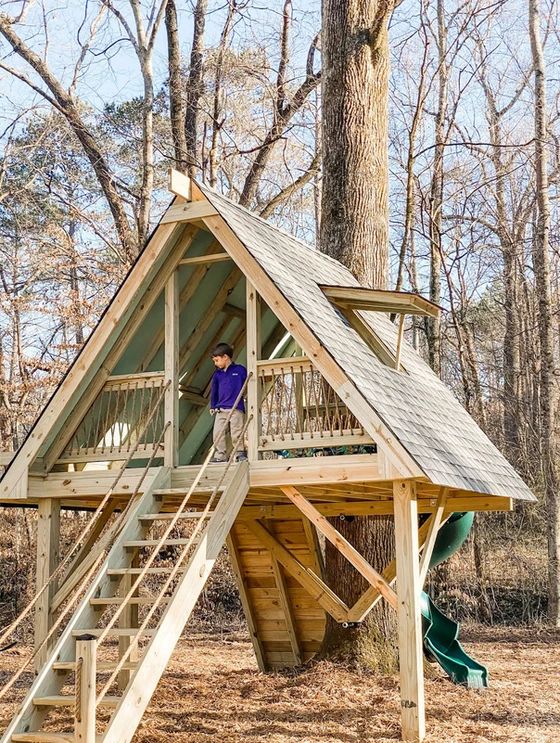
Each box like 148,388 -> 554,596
280,486 -> 398,611
347,501 -> 451,622
244,519 -> 349,623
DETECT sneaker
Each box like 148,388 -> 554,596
235,452 -> 248,462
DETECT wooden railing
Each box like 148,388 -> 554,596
257,357 -> 374,452
59,372 -> 166,463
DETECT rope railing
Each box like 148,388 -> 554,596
0,382 -> 170,702
95,374 -> 252,704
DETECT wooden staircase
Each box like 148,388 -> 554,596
3,462 -> 250,743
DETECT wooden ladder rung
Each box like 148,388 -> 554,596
71,628 -> 156,638
107,567 -> 186,576
89,596 -> 170,606
123,538 -> 199,549
52,660 -> 138,672
33,695 -> 119,708
139,511 -> 213,522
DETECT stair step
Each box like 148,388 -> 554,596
12,734 -> 102,742
107,567 -> 186,577
72,628 -> 156,638
33,695 -> 119,708
139,511 -> 213,522
123,538 -> 198,549
90,596 -> 170,606
52,660 -> 138,672
153,486 -> 224,495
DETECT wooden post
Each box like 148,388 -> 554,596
164,270 -> 179,466
74,635 -> 97,743
35,497 -> 60,669
246,279 -> 261,460
393,480 -> 425,742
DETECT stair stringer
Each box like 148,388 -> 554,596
1,467 -> 170,742
101,461 -> 250,743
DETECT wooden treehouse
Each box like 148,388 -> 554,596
0,171 -> 534,743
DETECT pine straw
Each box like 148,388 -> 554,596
0,626 -> 558,742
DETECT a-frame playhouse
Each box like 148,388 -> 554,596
0,171 -> 534,743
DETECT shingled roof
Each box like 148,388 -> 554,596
199,183 -> 534,502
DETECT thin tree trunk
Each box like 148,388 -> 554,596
184,0 -> 208,178
165,0 -> 189,172
529,0 -> 560,625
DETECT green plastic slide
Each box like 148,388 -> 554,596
420,512 -> 489,688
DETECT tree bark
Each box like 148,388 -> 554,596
320,0 -> 390,289
165,0 -> 189,172
319,0 -> 397,669
528,0 -> 560,625
184,0 -> 208,178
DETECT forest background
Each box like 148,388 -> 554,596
0,0 -> 557,630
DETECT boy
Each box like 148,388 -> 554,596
209,342 -> 248,463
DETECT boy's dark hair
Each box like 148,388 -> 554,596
211,342 -> 234,359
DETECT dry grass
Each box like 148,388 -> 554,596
0,627 -> 559,741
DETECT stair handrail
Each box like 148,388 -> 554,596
0,382 -> 170,702
96,374 -> 252,703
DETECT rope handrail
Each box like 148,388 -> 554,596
0,381 -> 170,701
95,374 -> 252,703
0,421 -> 170,704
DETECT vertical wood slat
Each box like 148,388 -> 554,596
393,480 -> 426,743
35,498 -> 60,669
164,271 -> 180,466
246,280 -> 261,460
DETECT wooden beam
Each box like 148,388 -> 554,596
74,636 -> 97,742
226,533 -> 268,671
395,313 -> 405,371
161,201 -> 218,224
168,168 -> 191,200
393,480 -> 425,742
164,271 -> 179,467
118,557 -> 139,690
35,498 -> 60,668
270,524 -> 302,665
244,519 -> 349,622
347,509 -> 451,622
418,488 -> 447,586
259,431 -> 374,451
280,486 -> 398,610
249,454 -> 385,488
246,280 -> 261,461
178,253 -> 231,265
178,389 -> 207,406
320,286 -> 441,318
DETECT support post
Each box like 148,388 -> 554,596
118,557 -> 139,690
393,480 -> 425,742
74,635 -> 97,743
164,270 -> 179,466
35,497 -> 60,669
245,279 -> 261,460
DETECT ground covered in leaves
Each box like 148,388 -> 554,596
1,626 -> 558,742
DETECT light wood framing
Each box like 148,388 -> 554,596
246,280 -> 261,461
164,271 -> 179,466
35,498 -> 60,668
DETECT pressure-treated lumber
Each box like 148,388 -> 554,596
178,253 -> 231,265
246,280 -> 261,461
168,168 -> 191,200
393,480 -> 425,742
74,637 -> 96,742
269,524 -> 302,665
418,488 -> 447,586
164,271 -> 179,466
160,201 -> 218,223
35,499 -> 60,669
226,533 -> 267,671
280,486 -> 398,610
244,519 -> 349,622
320,286 -> 441,318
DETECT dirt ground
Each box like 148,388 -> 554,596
1,626 -> 559,742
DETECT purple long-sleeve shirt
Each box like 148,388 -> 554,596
210,363 -> 247,412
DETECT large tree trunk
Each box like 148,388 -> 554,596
319,0 -> 397,669
528,0 -> 560,626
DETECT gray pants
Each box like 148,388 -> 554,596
213,409 -> 245,461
